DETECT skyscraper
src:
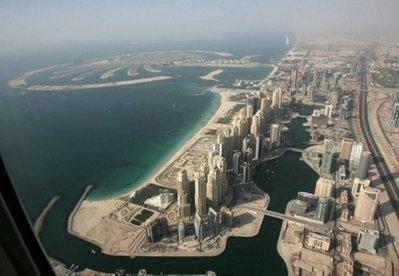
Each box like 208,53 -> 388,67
232,151 -> 241,175
178,221 -> 185,241
313,67 -> 319,91
260,97 -> 271,119
356,151 -> 371,179
321,151 -> 334,175
270,124 -> 281,147
194,171 -> 207,217
349,142 -> 363,173
208,207 -> 220,236
242,162 -> 251,183
351,177 -> 371,200
357,229 -> 379,254
354,187 -> 380,223
206,166 -> 221,209
315,197 -> 332,223
314,177 -> 335,198
216,156 -> 228,196
177,170 -> 191,218
250,111 -> 262,137
271,88 -> 282,109
254,136 -> 262,160
194,213 -> 204,240
339,138 -> 353,160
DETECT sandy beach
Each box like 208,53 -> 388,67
199,69 -> 223,81
15,76 -> 172,91
121,85 -> 238,198
67,58 -> 281,256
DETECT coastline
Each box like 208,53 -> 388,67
67,51 -> 283,257
67,84 -> 262,256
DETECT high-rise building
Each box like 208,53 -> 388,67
351,178 -> 371,199
250,111 -> 262,137
313,67 -> 319,91
232,151 -> 241,175
177,169 -> 189,194
349,142 -> 363,173
246,104 -> 254,118
271,88 -> 282,109
194,213 -> 204,240
324,104 -> 333,118
339,138 -> 353,160
177,170 -> 191,218
242,136 -> 250,153
321,151 -> 334,175
357,229 -> 379,254
354,187 -> 380,223
391,102 -> 399,127
306,232 -> 331,252
357,151 -> 371,179
206,166 -> 221,209
314,177 -> 335,198
308,85 -> 315,102
208,150 -> 218,168
216,156 -> 228,195
270,124 -> 281,147
147,217 -> 168,243
208,207 -> 220,236
242,162 -> 251,183
260,97 -> 272,119
178,221 -> 185,241
194,171 -> 207,217
315,197 -> 332,223
290,68 -> 298,95
254,136 -> 262,160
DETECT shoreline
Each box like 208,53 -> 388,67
115,85 -> 235,199
67,85 -> 261,257
67,51 -> 283,257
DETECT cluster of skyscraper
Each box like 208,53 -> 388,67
174,87 -> 285,241
295,136 -> 381,255
290,138 -> 380,254
288,61 -> 342,104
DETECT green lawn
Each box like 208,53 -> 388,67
373,68 -> 399,88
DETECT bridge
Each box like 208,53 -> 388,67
245,206 -> 331,232
286,147 -> 304,153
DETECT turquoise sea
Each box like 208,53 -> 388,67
0,35 -> 320,275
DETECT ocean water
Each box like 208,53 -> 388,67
0,36 -> 315,275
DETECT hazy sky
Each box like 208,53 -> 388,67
1,0 -> 398,53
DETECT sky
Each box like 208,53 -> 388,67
1,0 -> 399,53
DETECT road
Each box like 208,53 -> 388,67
244,206 -> 331,231
358,55 -> 399,213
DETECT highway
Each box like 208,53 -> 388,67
358,55 -> 399,213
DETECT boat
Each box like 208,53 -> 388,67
90,249 -> 96,254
